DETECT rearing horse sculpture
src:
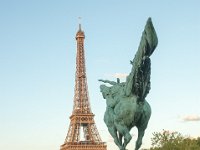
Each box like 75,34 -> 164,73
99,18 -> 158,150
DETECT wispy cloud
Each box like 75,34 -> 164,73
181,115 -> 200,122
112,73 -> 128,78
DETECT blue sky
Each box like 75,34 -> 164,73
0,0 -> 200,150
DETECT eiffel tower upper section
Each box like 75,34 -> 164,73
73,24 -> 92,115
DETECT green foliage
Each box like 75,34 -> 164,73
150,130 -> 200,150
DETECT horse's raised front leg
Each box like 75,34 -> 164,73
108,126 -> 123,149
123,132 -> 132,150
114,121 -> 132,150
118,132 -> 123,146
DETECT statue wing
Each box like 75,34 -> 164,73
125,18 -> 158,101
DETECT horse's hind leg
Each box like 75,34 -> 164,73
135,128 -> 145,150
135,101 -> 151,150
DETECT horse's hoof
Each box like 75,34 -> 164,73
119,146 -> 123,150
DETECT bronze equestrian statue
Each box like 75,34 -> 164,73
99,18 -> 158,150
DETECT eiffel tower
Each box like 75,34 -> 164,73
60,24 -> 107,150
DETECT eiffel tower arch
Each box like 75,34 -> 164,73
60,25 -> 107,150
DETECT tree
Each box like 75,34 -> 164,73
150,130 -> 200,150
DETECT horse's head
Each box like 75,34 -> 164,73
100,85 -> 110,99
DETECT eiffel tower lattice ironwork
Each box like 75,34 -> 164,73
60,25 -> 107,150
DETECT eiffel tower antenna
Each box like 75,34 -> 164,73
78,17 -> 82,30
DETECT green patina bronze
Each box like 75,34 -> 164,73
99,18 -> 158,150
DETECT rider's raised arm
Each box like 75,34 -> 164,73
98,79 -> 117,85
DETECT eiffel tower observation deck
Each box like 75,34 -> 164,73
60,24 -> 107,150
